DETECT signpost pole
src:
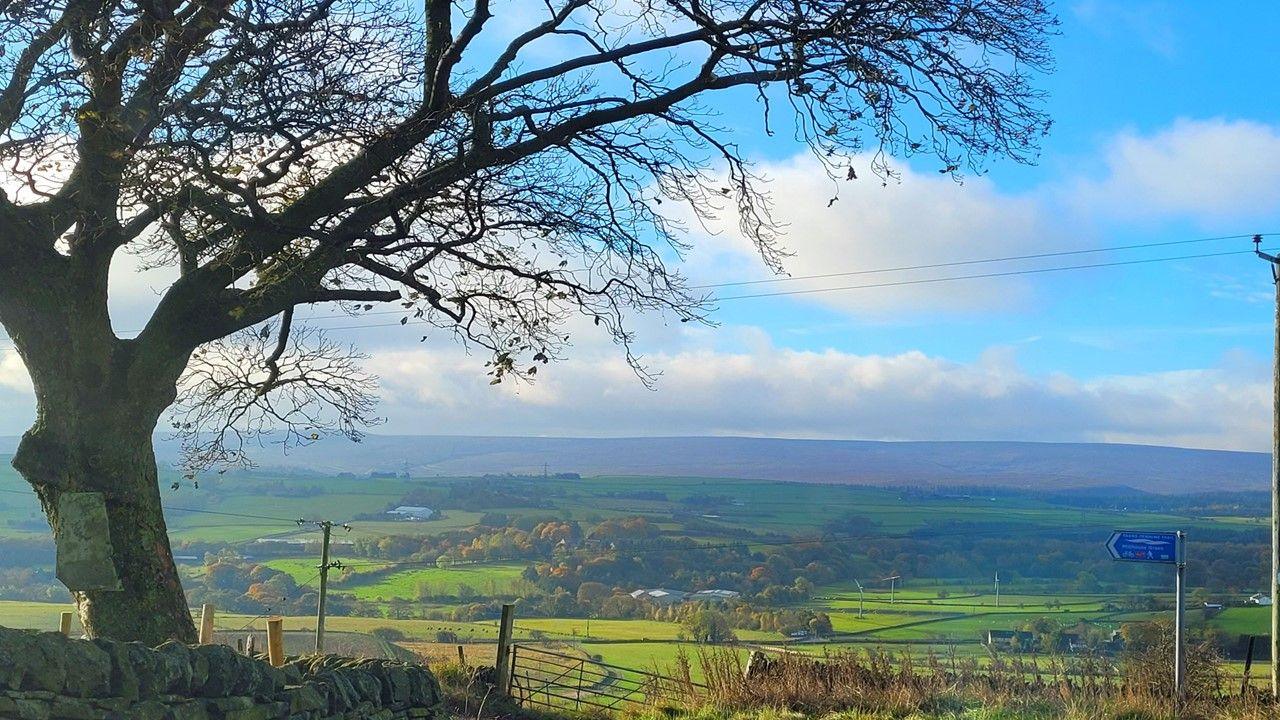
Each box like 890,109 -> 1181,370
1175,531 -> 1186,708
1105,528 -> 1185,710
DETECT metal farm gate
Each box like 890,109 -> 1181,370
508,644 -> 707,713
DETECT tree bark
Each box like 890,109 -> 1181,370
13,412 -> 197,645
1,250 -> 197,644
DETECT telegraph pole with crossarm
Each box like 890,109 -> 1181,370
314,520 -> 351,654
1253,234 -> 1280,698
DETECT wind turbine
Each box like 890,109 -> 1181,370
994,570 -> 1001,608
852,579 -> 865,618
881,574 -> 901,604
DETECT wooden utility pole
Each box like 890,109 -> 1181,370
1254,235 -> 1280,697
314,520 -> 347,654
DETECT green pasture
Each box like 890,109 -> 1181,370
0,601 -> 82,634
501,617 -> 775,642
577,640 -> 748,681
265,559 -> 528,600
0,463 -> 1260,549
1206,606 -> 1269,636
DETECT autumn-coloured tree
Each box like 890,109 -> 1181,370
0,0 -> 1053,643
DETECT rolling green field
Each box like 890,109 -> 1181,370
0,462 -> 1270,678
1206,606 -> 1269,636
0,591 -> 1234,682
0,461 -> 1257,546
265,559 -> 529,600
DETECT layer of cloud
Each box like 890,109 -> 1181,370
1070,118 -> 1280,222
685,117 -> 1280,320
365,334 -> 1270,452
684,155 -> 1053,317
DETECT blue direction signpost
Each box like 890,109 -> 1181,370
1106,530 -> 1186,709
1106,530 -> 1179,564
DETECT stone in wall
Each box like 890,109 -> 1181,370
0,625 -> 442,720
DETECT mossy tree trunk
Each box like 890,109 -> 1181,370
0,245 -> 197,645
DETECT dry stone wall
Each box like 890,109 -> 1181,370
0,626 -> 442,720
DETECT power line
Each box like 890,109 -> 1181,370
289,232 -> 1271,321
713,247 -> 1269,301
275,246 -> 1278,326
164,506 -> 313,525
0,233 -> 1267,347
691,232 -> 1267,290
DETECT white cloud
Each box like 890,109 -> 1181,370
1071,118 -> 1280,222
364,331 -> 1271,452
684,155 -> 1055,317
0,348 -> 30,393
684,118 -> 1280,322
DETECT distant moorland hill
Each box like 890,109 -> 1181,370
17,435 -> 1251,494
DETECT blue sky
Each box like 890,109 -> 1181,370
3,1 -> 1279,452
708,1 -> 1280,377
339,2 -> 1280,452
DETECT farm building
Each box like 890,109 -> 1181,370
629,588 -> 688,605
690,589 -> 741,602
985,630 -> 1033,649
387,506 -> 435,520
1249,593 -> 1273,606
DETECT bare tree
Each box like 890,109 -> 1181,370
0,0 -> 1054,643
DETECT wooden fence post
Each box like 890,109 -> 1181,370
495,604 -> 515,694
198,604 -> 215,645
266,617 -> 285,667
1242,635 -> 1257,696
59,611 -> 73,637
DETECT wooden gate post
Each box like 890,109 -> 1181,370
198,604 -> 216,645
266,617 -> 285,667
1242,635 -> 1257,696
495,603 -> 515,694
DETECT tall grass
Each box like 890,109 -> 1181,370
657,642 -> 1280,720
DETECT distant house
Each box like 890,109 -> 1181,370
985,629 -> 1034,649
387,506 -> 435,520
629,588 -> 688,606
1107,630 -> 1125,653
1249,594 -> 1273,606
1060,633 -> 1085,653
691,589 -> 741,602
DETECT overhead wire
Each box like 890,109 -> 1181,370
0,231 -> 1255,345
688,232 -> 1267,289
714,247 -> 1271,301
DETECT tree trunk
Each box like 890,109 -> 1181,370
12,419 -> 197,645
0,242 -> 197,645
